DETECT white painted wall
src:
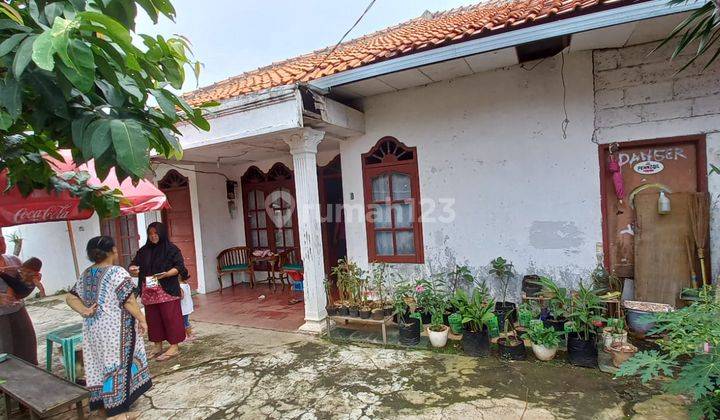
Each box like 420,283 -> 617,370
340,52 -> 600,301
4,217 -> 101,295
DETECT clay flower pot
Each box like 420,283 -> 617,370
427,325 -> 449,348
609,342 -> 638,368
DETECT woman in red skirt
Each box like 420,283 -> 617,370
130,222 -> 187,361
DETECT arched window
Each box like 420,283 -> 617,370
241,164 -> 299,255
362,137 -> 424,263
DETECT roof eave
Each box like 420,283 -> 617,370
308,0 -> 707,91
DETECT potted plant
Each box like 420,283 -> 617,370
324,278 -> 338,316
414,279 -> 433,325
452,287 -> 495,357
566,283 -> 605,368
517,301 -> 541,331
534,276 -> 571,333
394,283 -> 420,346
522,322 -> 562,361
447,312 -> 463,334
497,310 -> 526,360
332,258 -> 363,318
426,289 -> 450,348
5,232 -> 22,256
489,257 -> 517,328
602,318 -> 627,350
446,265 -> 474,333
369,263 -> 389,319
332,258 -> 364,316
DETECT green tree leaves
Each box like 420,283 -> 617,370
13,35 -> 36,78
110,119 -> 148,177
0,0 -> 211,217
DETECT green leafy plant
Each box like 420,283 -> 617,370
532,276 -> 571,319
392,281 -> 416,326
0,0 -> 214,217
566,283 -> 605,341
447,264 -> 474,295
657,0 -> 720,72
617,286 -> 720,419
452,288 -> 495,333
518,300 -> 541,326
331,258 -> 364,306
522,322 -> 562,348
489,257 -> 514,303
426,287 -> 450,332
369,262 -> 388,306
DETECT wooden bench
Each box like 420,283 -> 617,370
0,354 -> 88,419
217,246 -> 254,292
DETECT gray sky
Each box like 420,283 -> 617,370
136,0 -> 474,93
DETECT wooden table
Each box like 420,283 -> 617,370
326,315 -> 394,345
0,354 -> 88,419
250,254 -> 279,290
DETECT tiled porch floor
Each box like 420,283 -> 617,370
192,283 -> 305,332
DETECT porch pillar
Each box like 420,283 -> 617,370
285,128 -> 328,334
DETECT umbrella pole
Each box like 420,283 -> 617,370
66,221 -> 80,279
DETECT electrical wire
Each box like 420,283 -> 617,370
560,52 -> 570,140
308,0 -> 378,78
155,161 -> 233,181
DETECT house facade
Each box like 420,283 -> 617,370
11,0 -> 720,332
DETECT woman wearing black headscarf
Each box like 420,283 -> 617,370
130,222 -> 187,361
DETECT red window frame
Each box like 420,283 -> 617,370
100,215 -> 140,269
240,164 -> 300,256
362,137 -> 424,264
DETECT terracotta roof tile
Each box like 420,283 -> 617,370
184,0 -> 637,105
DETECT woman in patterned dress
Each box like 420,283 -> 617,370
66,236 -> 151,419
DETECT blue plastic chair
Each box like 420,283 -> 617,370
45,323 -> 83,383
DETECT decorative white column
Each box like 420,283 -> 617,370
285,128 -> 328,334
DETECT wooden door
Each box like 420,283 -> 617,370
319,155 -> 347,276
159,170 -> 198,290
634,193 -> 694,306
601,136 -> 708,287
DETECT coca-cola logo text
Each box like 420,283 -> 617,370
13,205 -> 74,224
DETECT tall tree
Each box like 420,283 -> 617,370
0,0 -> 213,217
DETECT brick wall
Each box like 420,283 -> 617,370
593,41 -> 720,144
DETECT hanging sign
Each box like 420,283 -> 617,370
633,160 -> 664,175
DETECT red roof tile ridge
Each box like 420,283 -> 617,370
183,0 -> 638,105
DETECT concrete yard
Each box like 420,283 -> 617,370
16,297 -> 688,419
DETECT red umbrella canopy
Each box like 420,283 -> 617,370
0,151 -> 168,227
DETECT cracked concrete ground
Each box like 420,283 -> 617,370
16,297 -> 689,419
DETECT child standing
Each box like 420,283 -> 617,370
179,278 -> 196,342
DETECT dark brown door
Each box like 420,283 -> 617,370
159,170 -> 198,290
319,155 -> 347,276
601,136 -> 708,281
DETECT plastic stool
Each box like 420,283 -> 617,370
45,323 -> 83,383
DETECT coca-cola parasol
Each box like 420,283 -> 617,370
0,150 -> 168,227
0,151 -> 168,278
